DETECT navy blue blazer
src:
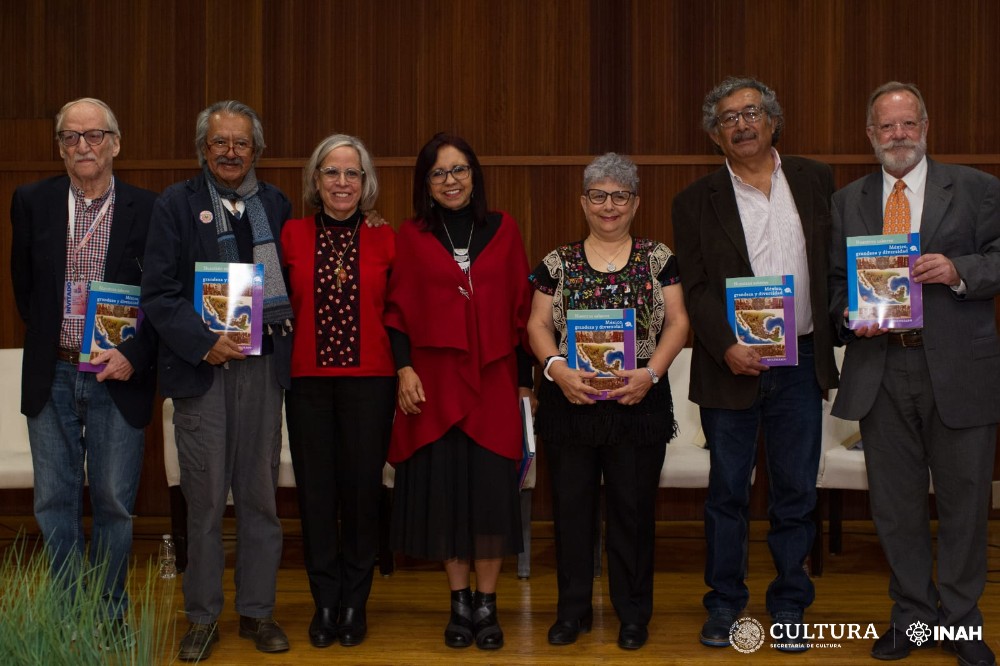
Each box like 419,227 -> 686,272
140,173 -> 293,399
10,175 -> 159,428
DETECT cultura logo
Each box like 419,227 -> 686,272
729,617 -> 765,654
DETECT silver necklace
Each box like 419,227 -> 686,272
587,236 -> 631,271
442,221 -> 475,274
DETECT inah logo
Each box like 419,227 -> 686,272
906,621 -> 932,646
730,617 -> 765,654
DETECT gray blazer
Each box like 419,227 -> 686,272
829,158 -> 1000,427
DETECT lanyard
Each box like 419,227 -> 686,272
67,180 -> 114,256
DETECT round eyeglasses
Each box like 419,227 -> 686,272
57,129 -> 115,147
318,167 -> 364,182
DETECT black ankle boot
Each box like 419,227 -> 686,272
444,587 -> 473,648
472,591 -> 504,650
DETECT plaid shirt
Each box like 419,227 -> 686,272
59,180 -> 115,351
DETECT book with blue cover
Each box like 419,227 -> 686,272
566,308 -> 636,399
726,275 -> 797,366
846,233 -> 923,329
194,262 -> 265,355
79,281 -> 143,373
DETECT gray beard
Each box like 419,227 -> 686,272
873,135 -> 927,174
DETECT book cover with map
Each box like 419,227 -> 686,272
78,281 -> 143,373
846,233 -> 923,329
726,275 -> 797,367
566,308 -> 636,400
194,262 -> 264,355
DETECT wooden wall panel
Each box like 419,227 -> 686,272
1,0 -> 999,521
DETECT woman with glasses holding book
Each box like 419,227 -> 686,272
385,132 -> 534,651
526,152 -> 689,650
281,134 -> 396,649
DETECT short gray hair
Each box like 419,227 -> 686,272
195,100 -> 266,166
701,76 -> 783,145
866,81 -> 928,126
55,98 -> 120,138
303,134 -> 379,211
582,152 -> 639,192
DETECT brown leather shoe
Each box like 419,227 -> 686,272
238,616 -> 289,653
178,622 -> 219,661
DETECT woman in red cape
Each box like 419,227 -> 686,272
385,133 -> 534,651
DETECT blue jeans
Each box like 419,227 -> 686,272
701,337 -> 821,616
27,360 -> 145,617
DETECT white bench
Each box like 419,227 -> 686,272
0,348 -> 33,489
162,398 -> 396,574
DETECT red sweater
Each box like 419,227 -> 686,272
385,211 -> 532,463
281,214 -> 396,377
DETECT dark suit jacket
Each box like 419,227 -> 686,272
10,175 -> 159,428
829,159 -> 1000,427
140,173 -> 293,399
671,155 -> 839,409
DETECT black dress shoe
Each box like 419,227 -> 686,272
943,638 -> 997,666
309,608 -> 337,648
700,608 -> 737,647
618,623 -> 649,650
238,616 -> 290,653
338,607 -> 368,647
178,622 -> 219,661
547,610 -> 593,646
871,626 -> 935,660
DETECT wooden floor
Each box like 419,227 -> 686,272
3,517 -> 1000,665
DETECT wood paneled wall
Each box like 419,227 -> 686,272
1,0 -> 998,520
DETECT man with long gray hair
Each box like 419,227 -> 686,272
141,100 -> 293,660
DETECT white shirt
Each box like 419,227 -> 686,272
727,149 -> 813,335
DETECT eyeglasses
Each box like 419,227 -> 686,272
715,107 -> 765,129
57,129 -> 115,147
869,120 -> 924,136
585,189 -> 635,206
427,165 -> 472,184
318,166 -> 364,182
207,138 -> 253,156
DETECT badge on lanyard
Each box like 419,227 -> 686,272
64,280 -> 89,319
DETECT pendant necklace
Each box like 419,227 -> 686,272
318,214 -> 362,289
587,236 -> 631,271
442,220 -> 475,274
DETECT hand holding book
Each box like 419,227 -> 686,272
605,368 -> 656,405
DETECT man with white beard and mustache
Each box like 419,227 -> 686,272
830,82 -> 1000,666
672,77 -> 838,652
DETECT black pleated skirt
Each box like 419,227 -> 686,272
390,426 -> 523,561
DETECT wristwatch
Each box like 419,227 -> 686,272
645,366 -> 659,384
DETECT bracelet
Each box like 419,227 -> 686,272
543,355 -> 567,381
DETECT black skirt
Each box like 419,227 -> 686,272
390,427 -> 523,561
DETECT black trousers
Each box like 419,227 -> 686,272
545,437 -> 666,626
286,375 -> 396,610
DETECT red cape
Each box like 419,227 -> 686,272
385,211 -> 531,462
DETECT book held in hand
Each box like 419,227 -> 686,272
566,308 -> 636,400
518,395 -> 536,490
846,233 -> 923,329
725,275 -> 797,366
194,262 -> 265,355
79,281 -> 142,373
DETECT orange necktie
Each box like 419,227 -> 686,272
882,179 -> 910,235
